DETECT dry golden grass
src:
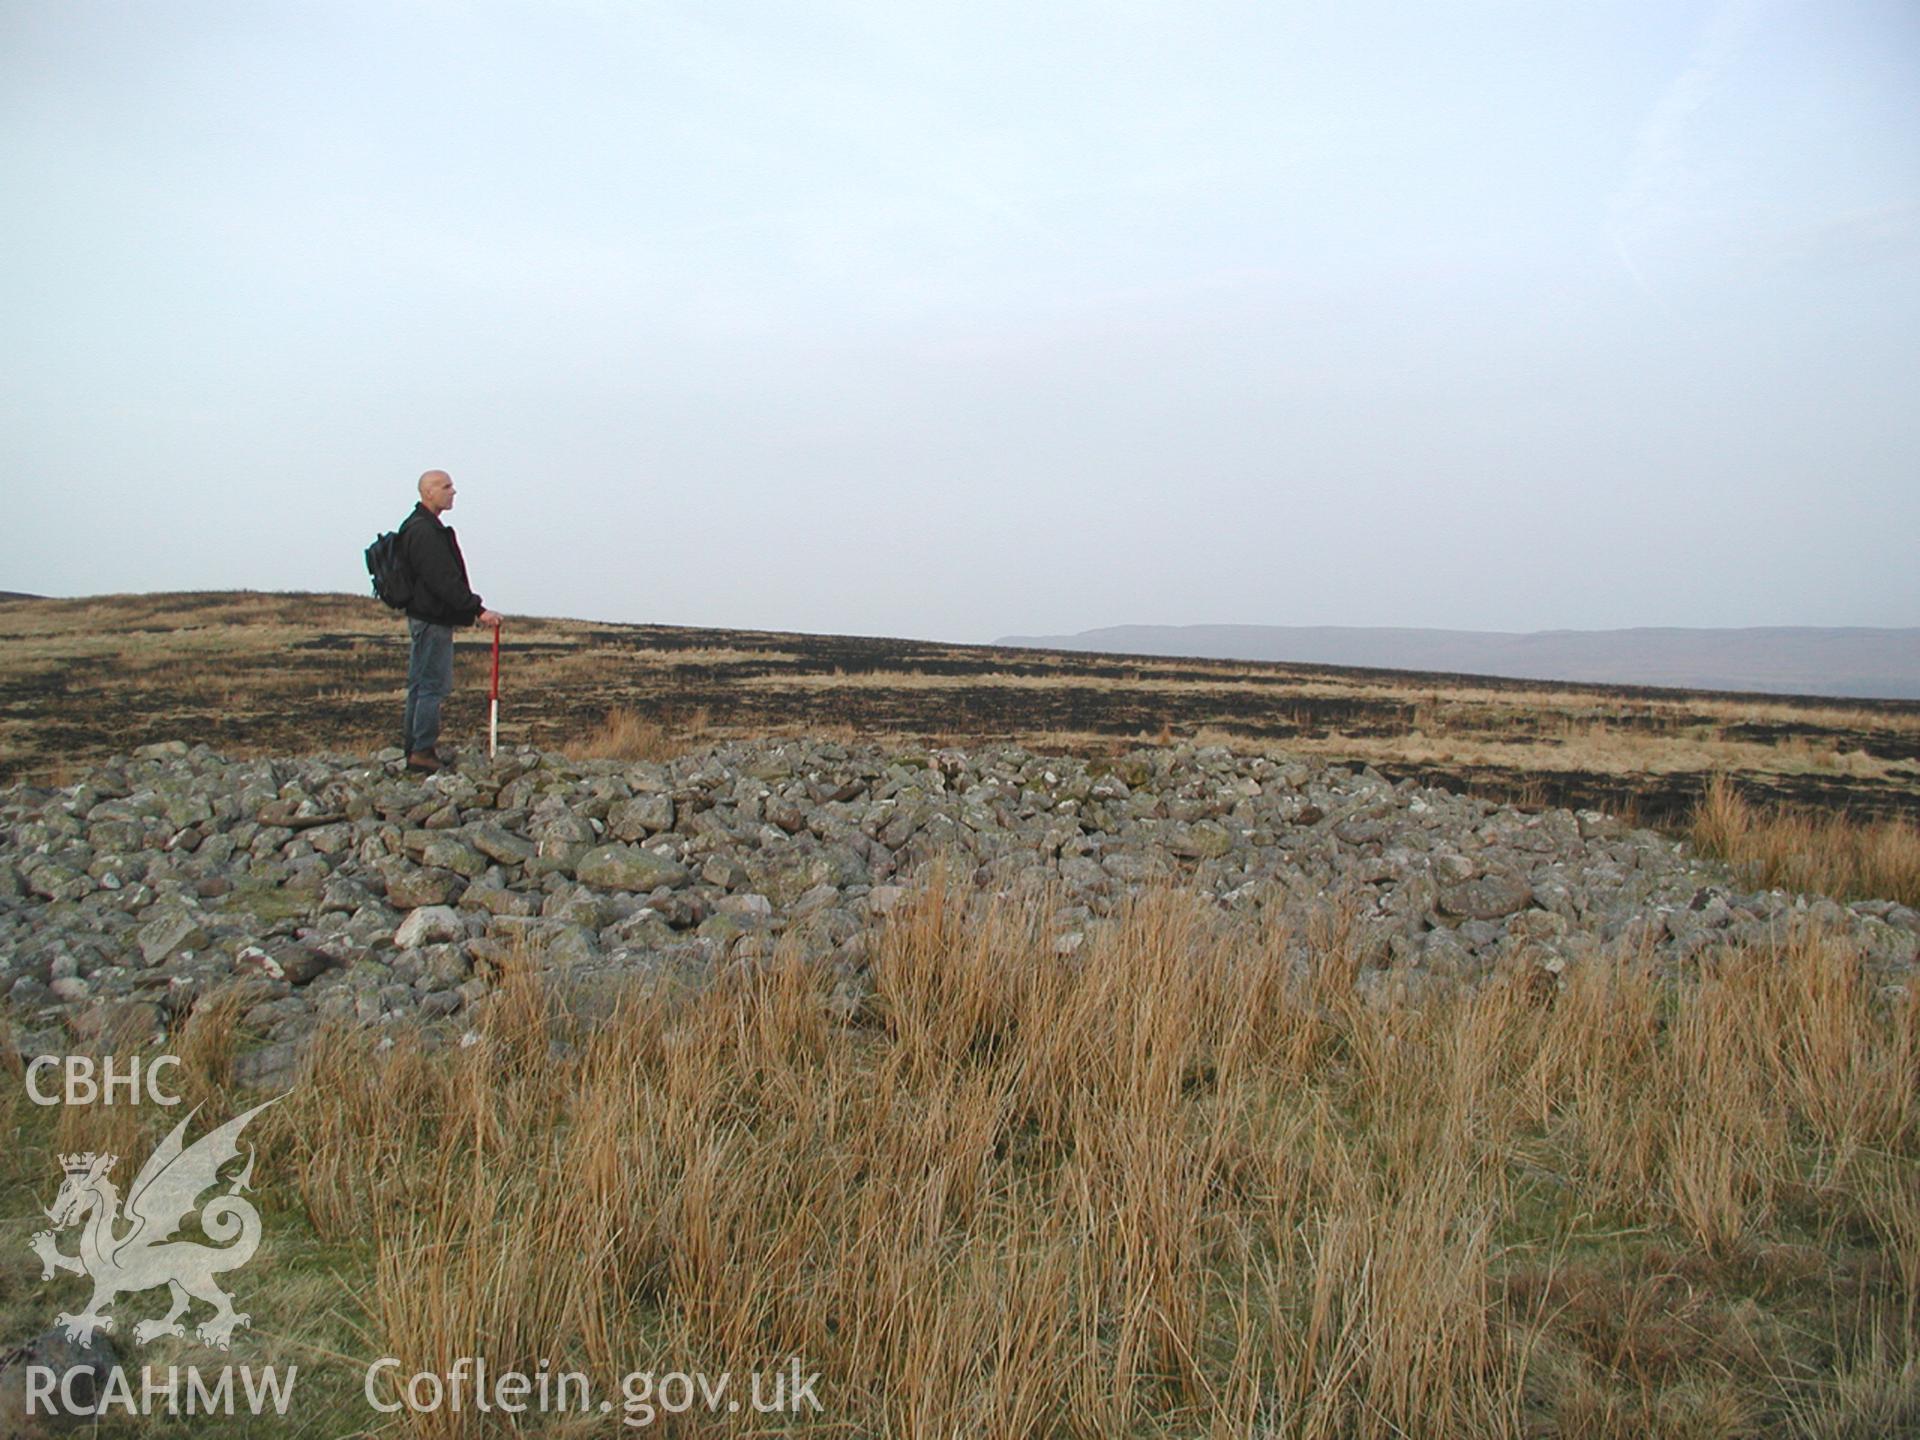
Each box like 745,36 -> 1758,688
1268,728 -> 1909,781
1389,683 -> 1920,738
599,645 -> 802,668
1692,773 -> 1920,909
562,706 -> 688,763
3,872 -> 1890,1435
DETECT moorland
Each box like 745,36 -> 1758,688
4,591 -> 1919,829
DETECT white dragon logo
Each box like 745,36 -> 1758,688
29,1098 -> 278,1350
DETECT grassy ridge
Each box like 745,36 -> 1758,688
3,874 -> 1913,1436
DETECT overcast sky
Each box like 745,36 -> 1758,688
3,0 -> 1916,642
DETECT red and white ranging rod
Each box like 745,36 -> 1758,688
489,622 -> 501,759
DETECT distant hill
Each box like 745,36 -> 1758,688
993,625 -> 1920,700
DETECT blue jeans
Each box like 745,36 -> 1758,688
404,619 -> 454,755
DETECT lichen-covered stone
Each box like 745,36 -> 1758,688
576,844 -> 689,893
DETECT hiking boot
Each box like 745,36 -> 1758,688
405,751 -> 443,774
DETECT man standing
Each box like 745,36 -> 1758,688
399,469 -> 501,774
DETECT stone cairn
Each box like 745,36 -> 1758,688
1,738 -> 1913,1089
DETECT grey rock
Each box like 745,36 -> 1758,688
545,925 -> 603,967
420,836 -> 488,877
421,944 -> 473,985
1508,910 -> 1570,942
1437,873 -> 1534,921
69,999 -> 166,1048
235,943 -> 333,986
29,867 -> 94,904
386,866 -> 465,909
608,794 -> 675,840
1059,855 -> 1107,891
1169,820 -> 1233,859
471,824 -> 536,866
577,844 -> 690,893
459,885 -> 540,918
395,906 -> 464,949
136,906 -> 208,966
1334,817 -> 1388,846
9,978 -> 56,1011
701,855 -> 752,889
232,1040 -> 304,1091
791,882 -> 843,918
604,909 -> 678,949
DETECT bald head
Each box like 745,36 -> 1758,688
418,470 -> 455,515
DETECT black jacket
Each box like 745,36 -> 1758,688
399,503 -> 484,626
